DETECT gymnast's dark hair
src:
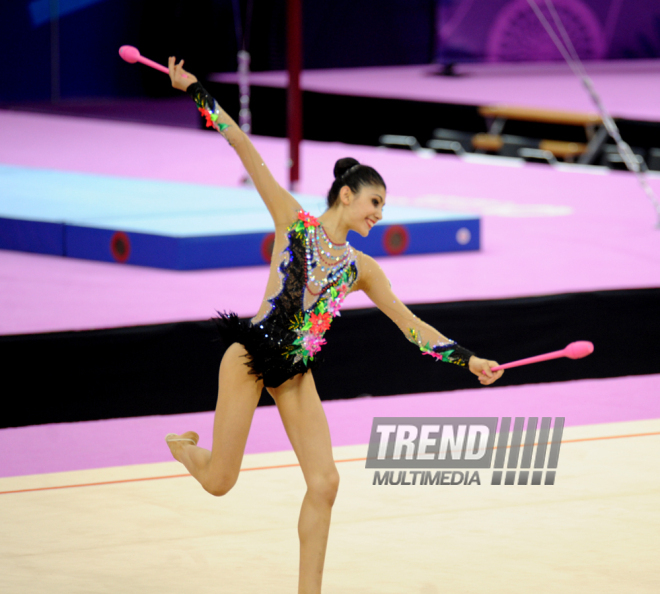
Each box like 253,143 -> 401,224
326,158 -> 386,208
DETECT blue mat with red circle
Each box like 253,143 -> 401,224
0,165 -> 479,270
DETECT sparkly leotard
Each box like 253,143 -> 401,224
216,210 -> 357,387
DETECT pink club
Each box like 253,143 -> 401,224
118,45 -> 187,78
487,341 -> 594,372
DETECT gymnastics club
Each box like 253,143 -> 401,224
118,45 -> 188,78
486,341 -> 594,372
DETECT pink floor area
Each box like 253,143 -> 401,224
211,60 -> 660,122
0,374 -> 658,478
1,110 -> 660,335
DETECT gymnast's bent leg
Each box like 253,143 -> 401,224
166,342 -> 263,496
268,371 -> 340,594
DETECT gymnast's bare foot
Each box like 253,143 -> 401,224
165,431 -> 199,461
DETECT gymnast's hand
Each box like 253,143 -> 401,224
469,356 -> 504,386
168,56 -> 198,92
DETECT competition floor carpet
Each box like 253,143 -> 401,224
1,376 -> 659,593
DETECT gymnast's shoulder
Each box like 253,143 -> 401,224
352,251 -> 389,293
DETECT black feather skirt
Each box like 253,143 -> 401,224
213,312 -> 320,388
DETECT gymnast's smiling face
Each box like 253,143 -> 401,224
343,184 -> 386,237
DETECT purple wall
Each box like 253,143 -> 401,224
436,0 -> 660,63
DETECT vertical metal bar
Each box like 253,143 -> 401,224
578,125 -> 609,165
237,50 -> 251,134
287,0 -> 302,192
50,0 -> 60,102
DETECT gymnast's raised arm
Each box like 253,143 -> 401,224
168,57 -> 301,227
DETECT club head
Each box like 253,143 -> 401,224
119,45 -> 140,64
565,341 -> 594,360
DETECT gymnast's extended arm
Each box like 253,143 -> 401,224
168,57 -> 300,227
355,252 -> 503,386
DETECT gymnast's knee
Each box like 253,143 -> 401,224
204,473 -> 238,497
308,469 -> 340,506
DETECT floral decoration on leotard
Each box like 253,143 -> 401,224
199,107 -> 229,131
186,82 -> 230,135
326,283 -> 348,317
291,210 -> 320,237
287,267 -> 353,365
408,328 -> 474,368
277,211 -> 355,365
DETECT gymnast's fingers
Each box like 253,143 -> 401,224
168,56 -> 176,85
175,59 -> 185,78
485,362 -> 504,385
178,60 -> 189,80
476,361 -> 502,385
489,361 -> 504,382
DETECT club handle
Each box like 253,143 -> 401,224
138,56 -> 188,77
489,348 -> 567,371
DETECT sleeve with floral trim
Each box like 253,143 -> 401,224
186,82 -> 230,135
357,252 -> 474,367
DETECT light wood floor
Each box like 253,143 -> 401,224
1,418 -> 659,594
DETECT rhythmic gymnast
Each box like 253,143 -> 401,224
164,57 -> 504,594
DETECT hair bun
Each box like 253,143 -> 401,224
333,157 -> 360,180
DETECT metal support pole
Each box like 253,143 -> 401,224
237,50 -> 251,134
50,0 -> 60,102
287,0 -> 302,192
577,125 -> 609,165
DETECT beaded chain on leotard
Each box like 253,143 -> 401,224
275,211 -> 357,365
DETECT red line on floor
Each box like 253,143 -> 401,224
1,432 -> 658,495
